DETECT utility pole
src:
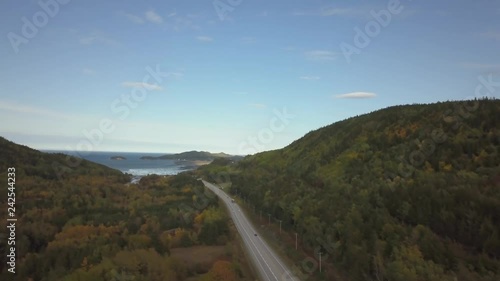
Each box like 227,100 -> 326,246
267,214 -> 271,225
319,252 -> 322,273
295,233 -> 298,250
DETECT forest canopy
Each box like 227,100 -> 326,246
0,138 -> 245,281
201,99 -> 500,281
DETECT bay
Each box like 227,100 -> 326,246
42,150 -> 195,181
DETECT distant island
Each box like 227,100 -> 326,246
110,156 -> 126,160
140,150 -> 243,161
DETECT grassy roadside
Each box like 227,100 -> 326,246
215,189 -> 259,281
211,180 -> 345,281
235,198 -> 346,281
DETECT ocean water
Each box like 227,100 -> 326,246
43,150 -> 192,179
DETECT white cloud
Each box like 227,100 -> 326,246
122,82 -> 163,91
258,11 -> 268,17
82,68 -> 95,75
335,92 -> 377,99
169,15 -> 200,31
166,72 -> 183,79
292,10 -> 312,16
300,76 -> 321,80
145,10 -> 163,24
79,32 -> 118,45
293,7 -> 360,17
461,63 -> 500,74
196,36 -> 214,42
248,103 -> 267,109
305,50 -> 338,61
0,100 -> 74,119
282,46 -> 297,52
122,10 -> 199,31
122,12 -> 144,24
481,31 -> 500,41
241,37 -> 256,44
79,36 -> 96,45
398,8 -> 419,19
321,8 -> 353,16
461,63 -> 500,69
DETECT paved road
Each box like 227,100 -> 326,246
202,180 -> 299,281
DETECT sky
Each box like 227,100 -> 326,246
0,0 -> 499,155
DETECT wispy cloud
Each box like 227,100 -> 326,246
461,63 -> 500,74
241,37 -> 257,44
122,82 -> 163,91
123,10 -> 199,31
258,11 -> 268,17
305,50 -> 338,61
0,100 -> 74,119
282,46 -> 297,52
145,10 -> 163,24
398,8 -> 419,19
300,76 -> 321,80
480,31 -> 500,41
79,36 -> 95,44
156,12 -> 201,31
248,103 -> 267,109
82,68 -> 95,75
461,62 -> 500,70
166,72 -> 183,79
293,7 -> 360,17
79,32 -> 118,45
320,8 -> 354,16
292,10 -> 311,16
335,92 -> 377,99
121,12 -> 144,24
196,36 -> 214,42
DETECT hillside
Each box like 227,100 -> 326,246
0,137 -> 128,181
205,99 -> 500,281
141,150 -> 243,161
0,138 -> 252,281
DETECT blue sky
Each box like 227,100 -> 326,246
1,0 -> 499,154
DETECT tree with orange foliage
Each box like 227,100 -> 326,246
206,260 -> 237,281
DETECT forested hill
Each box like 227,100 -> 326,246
141,150 -> 243,161
227,99 -> 500,281
0,138 -> 250,281
0,136 -> 127,180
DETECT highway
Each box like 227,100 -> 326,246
201,180 -> 300,281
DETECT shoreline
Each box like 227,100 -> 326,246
126,160 -> 212,184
